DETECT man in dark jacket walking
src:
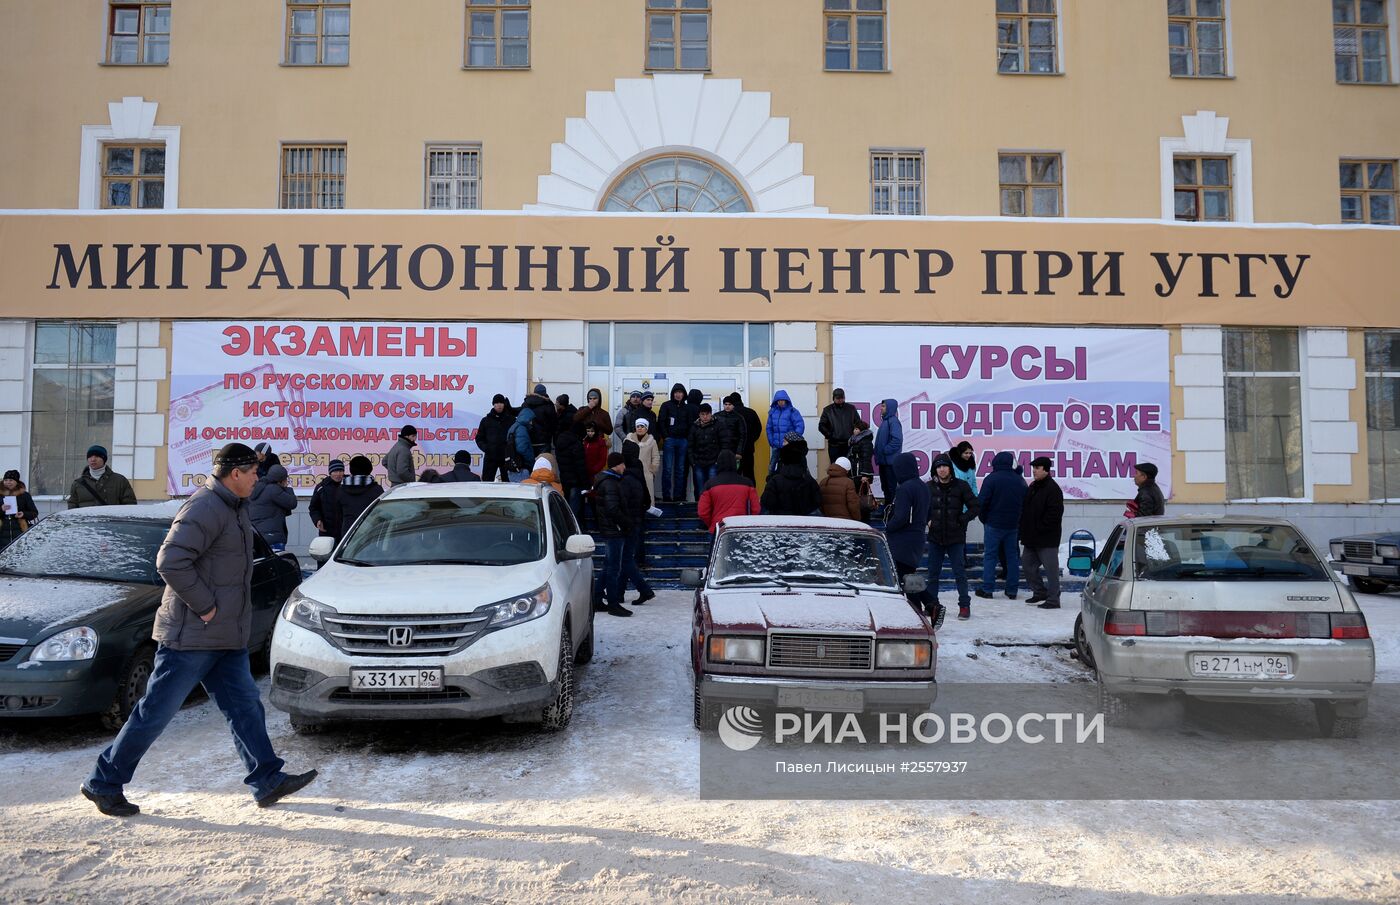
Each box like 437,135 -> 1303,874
818,388 -> 857,465
688,404 -> 722,498
439,450 -> 481,483
1019,456 -> 1065,609
385,425 -> 417,487
976,451 -> 1028,600
338,455 -> 383,531
307,459 -> 345,543
885,452 -> 934,617
476,395 -> 514,481
657,383 -> 693,501
927,453 -> 980,619
248,463 -> 297,551
760,441 -> 821,516
81,443 -> 316,817
591,454 -> 635,617
67,445 -> 138,508
1131,461 -> 1166,518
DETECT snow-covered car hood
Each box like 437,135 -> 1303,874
0,576 -> 155,640
297,559 -> 556,615
704,587 -> 928,634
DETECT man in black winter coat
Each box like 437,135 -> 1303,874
521,385 -> 556,454
1019,456 -> 1065,609
476,395 -> 514,481
591,454 -> 634,618
554,425 -> 590,525
439,450 -> 481,483
337,455 -> 383,532
657,383 -> 693,501
927,453 -> 980,619
308,459 -> 346,542
1131,461 -> 1166,518
715,395 -> 747,460
818,388 -> 857,464
761,441 -> 821,516
729,393 -> 764,481
688,404 -> 723,498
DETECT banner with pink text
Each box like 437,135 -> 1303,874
831,325 -> 1171,501
167,321 -> 527,495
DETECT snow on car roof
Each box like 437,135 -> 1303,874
51,500 -> 184,520
717,515 -> 877,532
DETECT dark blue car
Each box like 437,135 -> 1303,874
1329,530 -> 1400,594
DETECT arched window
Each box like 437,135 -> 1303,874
601,155 -> 751,212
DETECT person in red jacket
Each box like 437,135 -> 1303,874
697,451 -> 759,533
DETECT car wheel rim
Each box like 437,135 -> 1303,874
127,659 -> 152,709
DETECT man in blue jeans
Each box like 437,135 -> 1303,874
926,453 -> 980,619
82,443 -> 316,817
975,450 -> 1028,601
657,383 -> 693,501
591,452 -> 635,617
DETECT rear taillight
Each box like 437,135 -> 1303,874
1105,611 -> 1369,640
1330,613 -> 1370,640
1104,611 -> 1146,636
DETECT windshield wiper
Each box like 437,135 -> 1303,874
336,557 -> 378,567
777,572 -> 864,594
388,558 -> 504,566
714,574 -> 790,588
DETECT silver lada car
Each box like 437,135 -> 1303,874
1073,516 -> 1375,738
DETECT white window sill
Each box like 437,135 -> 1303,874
1225,497 -> 1311,504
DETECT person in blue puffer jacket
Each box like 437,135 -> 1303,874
765,390 -> 805,474
506,407 -> 536,480
874,397 -> 903,507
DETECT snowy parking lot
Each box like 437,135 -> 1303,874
2,591 -> 1398,904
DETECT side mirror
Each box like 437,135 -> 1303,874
680,568 -> 704,588
308,536 -> 336,563
564,534 -> 596,559
1067,554 -> 1093,573
902,573 -> 927,594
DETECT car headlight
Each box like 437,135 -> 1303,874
1330,542 -> 1345,559
1378,544 -> 1400,560
876,641 -> 932,669
708,635 -> 764,664
282,590 -> 337,632
28,626 -> 99,662
480,584 -> 552,629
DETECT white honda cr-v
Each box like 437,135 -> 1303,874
269,481 -> 596,733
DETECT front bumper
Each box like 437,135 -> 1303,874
700,674 -> 937,711
1094,635 -> 1374,706
1336,561 -> 1400,580
270,668 -> 557,721
0,660 -> 116,718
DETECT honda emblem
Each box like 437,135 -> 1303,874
387,626 -> 413,647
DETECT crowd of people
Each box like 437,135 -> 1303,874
4,386 -> 1165,629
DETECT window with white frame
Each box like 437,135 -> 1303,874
870,150 -> 923,215
997,0 -> 1058,74
107,1 -> 170,64
1167,0 -> 1227,77
1334,0 -> 1392,83
1365,330 -> 1400,499
30,323 -> 118,497
1224,328 -> 1305,500
425,144 -> 482,210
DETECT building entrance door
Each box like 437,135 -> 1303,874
611,368 -> 745,414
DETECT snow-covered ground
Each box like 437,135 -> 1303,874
1,591 -> 1398,904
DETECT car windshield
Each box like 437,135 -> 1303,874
336,497 -> 545,567
1134,524 -> 1330,581
711,530 -> 897,588
0,517 -> 167,584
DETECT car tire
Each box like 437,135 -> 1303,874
1348,576 -> 1389,595
1314,701 -> 1362,739
1073,614 -> 1095,670
574,609 -> 595,665
539,625 -> 575,732
693,681 -> 720,732
101,643 -> 156,731
289,714 -> 328,735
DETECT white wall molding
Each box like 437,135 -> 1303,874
529,74 -> 825,214
1174,325 -> 1226,485
1302,327 -> 1358,486
79,97 -> 180,210
113,319 -> 166,481
532,320 -> 585,405
1159,110 -> 1253,223
772,321 -> 822,454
